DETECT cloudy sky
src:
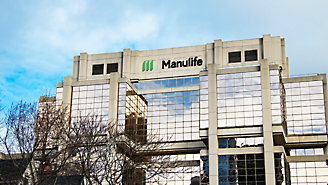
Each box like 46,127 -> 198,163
1,0 -> 328,111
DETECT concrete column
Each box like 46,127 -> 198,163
79,52 -> 88,81
271,36 -> 282,66
62,76 -> 73,131
205,43 -> 214,69
280,38 -> 288,78
130,50 -> 140,78
260,59 -> 276,185
214,39 -> 223,68
108,72 -> 119,124
122,49 -> 131,79
207,64 -> 218,184
62,76 -> 73,111
321,74 -> 328,136
72,56 -> 80,81
286,57 -> 290,77
263,34 -> 272,64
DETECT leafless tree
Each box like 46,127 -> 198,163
1,100 -> 188,185
67,116 -> 185,185
0,100 -> 76,184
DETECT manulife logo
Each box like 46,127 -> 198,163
142,60 -> 154,72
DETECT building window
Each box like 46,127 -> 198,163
92,64 -> 104,75
228,51 -> 241,63
107,63 -> 118,74
133,77 -> 199,90
290,161 -> 328,184
245,50 -> 258,61
290,148 -> 324,156
218,137 -> 264,148
217,154 -> 265,184
217,72 -> 262,128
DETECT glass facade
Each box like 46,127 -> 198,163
218,154 -> 266,185
274,153 -> 288,185
217,72 -> 262,128
133,77 -> 199,90
140,89 -> 200,142
285,80 -> 326,135
270,69 -> 283,125
146,154 -> 200,185
56,58 -> 328,185
117,82 -> 148,142
290,162 -> 328,185
290,148 -> 324,156
71,84 -> 110,124
200,76 -> 209,129
119,81 -> 202,184
218,137 -> 264,148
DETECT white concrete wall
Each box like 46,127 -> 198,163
71,34 -> 288,82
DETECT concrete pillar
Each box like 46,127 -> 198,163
207,64 -> 218,184
260,59 -> 276,185
79,52 -> 88,81
122,49 -> 131,79
271,36 -> 282,66
108,72 -> 119,124
62,76 -> 73,110
130,50 -> 139,77
62,76 -> 73,131
280,38 -> 288,78
214,39 -> 223,68
205,43 -> 214,69
321,74 -> 328,136
263,34 -> 272,64
72,56 -> 80,81
286,57 -> 290,77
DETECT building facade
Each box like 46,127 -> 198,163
54,34 -> 328,184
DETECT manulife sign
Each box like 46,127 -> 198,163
142,60 -> 153,72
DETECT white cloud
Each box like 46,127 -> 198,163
1,0 -> 328,111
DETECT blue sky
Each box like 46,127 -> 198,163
1,0 -> 328,112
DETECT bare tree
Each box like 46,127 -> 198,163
0,100 -> 189,185
67,116 -> 185,185
0,100 -> 76,184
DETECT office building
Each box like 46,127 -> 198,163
54,34 -> 328,184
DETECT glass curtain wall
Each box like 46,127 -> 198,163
289,162 -> 328,184
270,69 -> 283,125
218,154 -> 266,185
200,76 -> 209,129
285,80 -> 327,135
146,154 -> 200,185
142,90 -> 200,142
133,77 -> 199,90
218,137 -> 264,148
274,153 -> 289,185
217,71 -> 262,128
71,84 -> 110,124
118,82 -> 147,140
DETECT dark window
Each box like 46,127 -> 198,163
107,63 -> 118,74
92,64 -> 104,75
228,51 -> 241,63
245,50 -> 258,61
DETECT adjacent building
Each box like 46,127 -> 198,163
54,34 -> 328,184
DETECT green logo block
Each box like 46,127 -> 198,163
142,60 -> 153,72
